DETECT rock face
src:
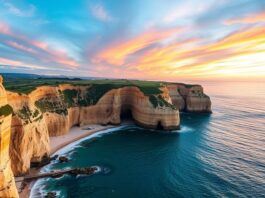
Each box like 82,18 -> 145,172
6,83 -> 180,177
77,86 -> 179,130
7,92 -> 50,176
0,75 -> 211,196
167,84 -> 211,112
0,76 -> 18,198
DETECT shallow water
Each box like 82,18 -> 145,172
31,81 -> 265,198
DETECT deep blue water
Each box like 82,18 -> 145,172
31,81 -> 265,198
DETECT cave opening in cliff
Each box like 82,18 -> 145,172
156,121 -> 164,130
120,106 -> 133,121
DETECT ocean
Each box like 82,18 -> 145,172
30,81 -> 265,198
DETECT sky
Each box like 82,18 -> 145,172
0,0 -> 264,81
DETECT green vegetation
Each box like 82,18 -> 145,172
149,95 -> 176,109
62,89 -> 78,107
18,106 -> 32,121
33,109 -> 40,118
191,90 -> 209,98
0,104 -> 13,117
34,114 -> 43,122
35,99 -> 68,116
4,77 -> 163,95
4,77 -> 185,110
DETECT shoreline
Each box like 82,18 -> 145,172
17,124 -> 117,198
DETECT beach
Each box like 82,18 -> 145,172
17,124 -> 116,198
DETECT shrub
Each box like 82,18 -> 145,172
0,104 -> 13,117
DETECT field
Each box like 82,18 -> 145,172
3,76 -> 163,95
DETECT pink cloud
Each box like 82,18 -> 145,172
224,11 -> 265,25
0,21 -> 12,35
5,40 -> 36,54
0,21 -> 79,68
93,27 -> 182,66
0,57 -> 23,66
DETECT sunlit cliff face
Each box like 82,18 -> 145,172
0,0 -> 264,80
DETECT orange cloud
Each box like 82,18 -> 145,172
94,27 -> 182,65
90,21 -> 265,80
224,11 -> 265,25
128,26 -> 265,80
209,26 -> 265,51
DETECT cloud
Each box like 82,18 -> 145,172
93,27 -> 183,65
134,26 -> 265,79
3,2 -> 36,17
163,1 -> 212,23
0,21 -> 79,68
90,4 -> 113,22
0,21 -> 11,34
0,57 -> 52,70
224,11 -> 265,25
92,23 -> 265,80
0,0 -> 264,80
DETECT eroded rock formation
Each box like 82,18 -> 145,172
0,76 -> 18,198
0,75 -> 211,196
167,84 -> 211,112
7,83 -> 180,177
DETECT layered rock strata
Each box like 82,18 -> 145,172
167,84 -> 211,112
0,75 -> 211,197
7,84 -> 180,177
0,76 -> 18,198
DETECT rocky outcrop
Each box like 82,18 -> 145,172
7,92 -> 50,176
0,76 -> 18,198
0,75 -> 211,196
6,83 -> 180,177
79,87 -> 180,129
167,84 -> 211,113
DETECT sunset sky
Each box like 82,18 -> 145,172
0,0 -> 264,81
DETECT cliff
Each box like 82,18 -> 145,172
6,83 -> 180,176
0,76 -> 211,197
0,76 -> 18,198
167,84 -> 212,112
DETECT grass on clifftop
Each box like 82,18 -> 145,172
4,77 -> 163,95
3,77 -> 182,110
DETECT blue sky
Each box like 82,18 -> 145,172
0,0 -> 264,80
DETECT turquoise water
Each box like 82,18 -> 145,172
31,81 -> 265,198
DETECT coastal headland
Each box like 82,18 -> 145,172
0,74 -> 211,197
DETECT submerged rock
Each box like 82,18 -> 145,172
45,191 -> 57,198
70,167 -> 98,175
59,156 -> 69,163
31,154 -> 58,168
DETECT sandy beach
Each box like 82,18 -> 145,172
17,124 -> 116,198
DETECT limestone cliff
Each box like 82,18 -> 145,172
0,76 -> 18,198
7,92 -> 50,176
167,84 -> 211,112
0,75 -> 211,197
7,83 -> 180,177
